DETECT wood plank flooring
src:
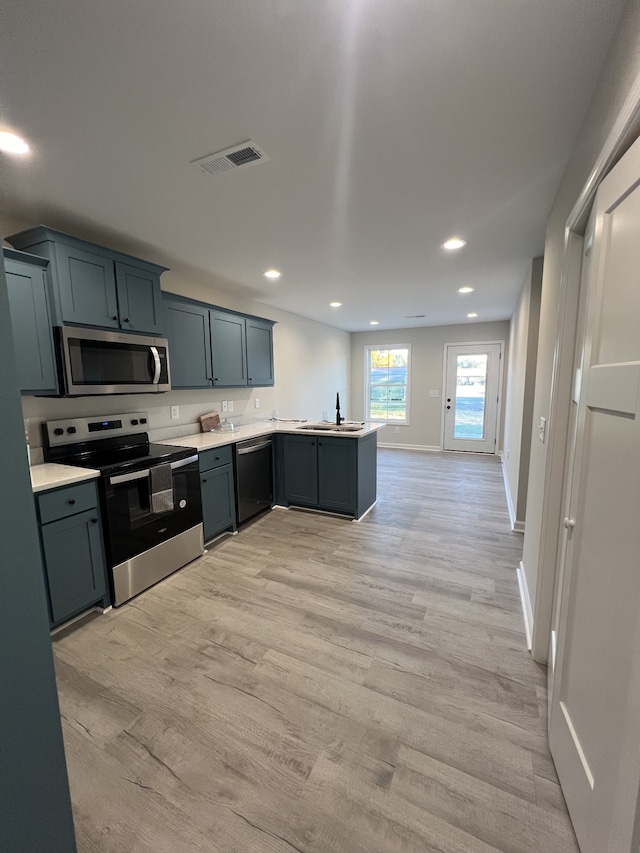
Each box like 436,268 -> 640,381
52,449 -> 579,853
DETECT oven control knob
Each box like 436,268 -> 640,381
140,418 -> 147,424
67,426 -> 77,434
131,419 -> 139,425
54,428 -> 64,436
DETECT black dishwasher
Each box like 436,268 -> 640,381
234,437 -> 273,525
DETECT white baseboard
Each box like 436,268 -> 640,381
516,561 -> 533,651
501,456 -> 525,534
378,443 -> 441,452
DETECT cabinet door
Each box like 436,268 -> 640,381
163,298 -> 213,388
317,438 -> 356,513
40,509 -> 107,626
210,310 -> 247,386
246,318 -> 274,386
282,435 -> 318,505
4,258 -> 57,395
54,243 -> 119,328
201,463 -> 236,541
115,262 -> 163,334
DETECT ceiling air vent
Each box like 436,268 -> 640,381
190,141 -> 269,177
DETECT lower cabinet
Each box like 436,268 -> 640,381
199,445 -> 237,541
36,480 -> 110,627
278,432 -> 377,518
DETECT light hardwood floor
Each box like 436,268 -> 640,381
52,449 -> 579,853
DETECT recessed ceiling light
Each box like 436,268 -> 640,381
458,286 -> 474,294
369,320 -> 379,326
467,312 -> 478,318
330,302 -> 342,308
0,131 -> 30,155
263,269 -> 281,280
442,237 -> 466,251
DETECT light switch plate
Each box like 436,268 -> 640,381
222,400 -> 228,413
228,400 -> 233,412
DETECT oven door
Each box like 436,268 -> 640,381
102,456 -> 201,567
59,326 -> 171,395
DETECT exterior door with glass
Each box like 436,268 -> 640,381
443,343 -> 502,453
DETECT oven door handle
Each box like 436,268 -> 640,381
150,346 -> 161,384
108,454 -> 198,485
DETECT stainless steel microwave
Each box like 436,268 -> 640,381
56,326 -> 171,395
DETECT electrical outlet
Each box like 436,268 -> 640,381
506,448 -> 510,459
394,427 -> 400,434
228,400 -> 233,413
255,398 -> 260,408
170,405 -> 179,420
222,400 -> 228,413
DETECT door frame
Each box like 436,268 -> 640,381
530,74 -> 640,667
440,339 -> 505,453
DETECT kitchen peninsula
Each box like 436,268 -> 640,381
162,420 -> 382,522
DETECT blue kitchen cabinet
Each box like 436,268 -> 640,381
279,431 -> 377,518
281,434 -> 319,506
3,248 -> 58,395
199,445 -> 236,541
162,296 -> 213,387
162,292 -> 275,389
210,310 -> 247,386
317,437 -> 357,513
246,317 -> 274,386
7,226 -> 166,334
114,261 -> 164,334
37,480 -> 110,627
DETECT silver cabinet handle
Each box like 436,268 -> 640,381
150,346 -> 161,384
563,517 -> 576,529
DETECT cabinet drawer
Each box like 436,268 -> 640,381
199,445 -> 233,472
38,480 -> 98,524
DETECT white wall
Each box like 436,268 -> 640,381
502,258 -> 542,531
2,216 -> 350,456
350,320 -> 509,450
521,0 -> 640,662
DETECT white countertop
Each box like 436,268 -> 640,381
30,463 -> 101,494
29,422 -> 383,491
160,420 -> 384,451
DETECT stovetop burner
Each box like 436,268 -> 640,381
41,411 -> 197,477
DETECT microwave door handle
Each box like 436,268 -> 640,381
150,346 -> 161,384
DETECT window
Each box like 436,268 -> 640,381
365,345 -> 410,424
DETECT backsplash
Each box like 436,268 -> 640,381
23,387 -> 278,465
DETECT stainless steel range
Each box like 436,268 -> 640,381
42,412 -> 203,605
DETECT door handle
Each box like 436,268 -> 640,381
563,517 -> 576,530
150,346 -> 161,384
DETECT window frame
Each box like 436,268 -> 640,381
364,343 -> 411,425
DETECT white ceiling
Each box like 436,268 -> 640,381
0,0 -> 626,331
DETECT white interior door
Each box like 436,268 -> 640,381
443,343 -> 502,453
549,133 -> 640,853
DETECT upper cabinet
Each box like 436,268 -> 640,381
162,293 -> 275,389
210,310 -> 247,386
7,227 -> 166,335
3,248 -> 58,395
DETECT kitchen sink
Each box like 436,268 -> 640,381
296,423 -> 364,433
